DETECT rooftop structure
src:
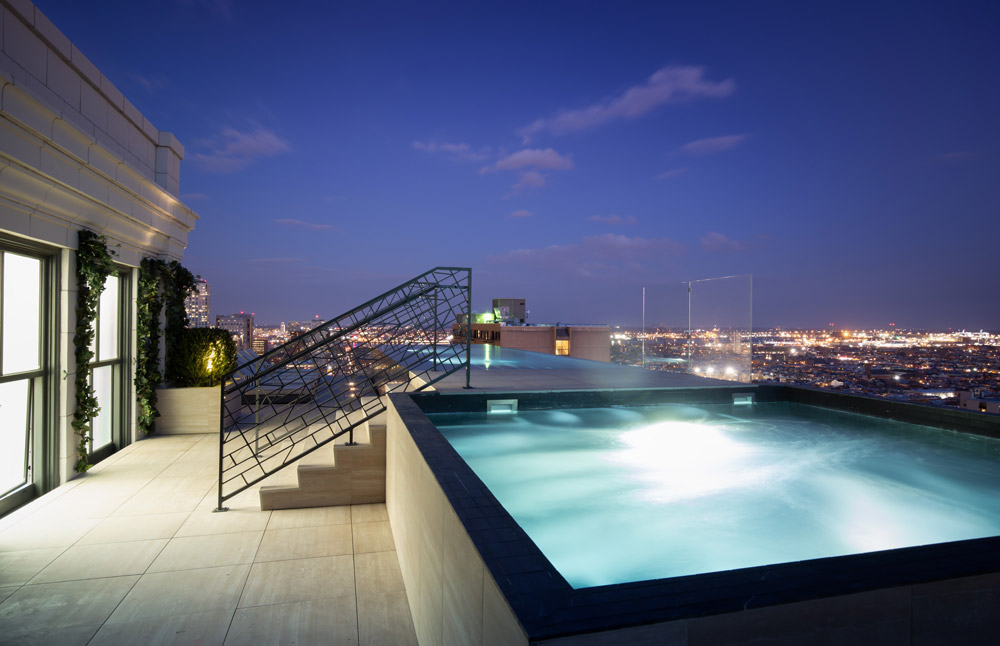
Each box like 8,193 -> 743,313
492,298 -> 526,325
454,299 -> 612,362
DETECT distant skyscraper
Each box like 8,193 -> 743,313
185,278 -> 210,328
216,312 -> 254,351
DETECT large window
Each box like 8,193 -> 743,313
88,270 -> 129,461
0,249 -> 47,506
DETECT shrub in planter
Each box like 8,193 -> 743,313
167,328 -> 237,387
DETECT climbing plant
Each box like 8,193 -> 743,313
135,258 -> 165,434
72,230 -> 117,472
135,258 -> 199,433
163,260 -> 197,385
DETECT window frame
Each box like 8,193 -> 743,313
86,265 -> 132,463
0,236 -> 58,516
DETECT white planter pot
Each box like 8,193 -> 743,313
155,386 -> 221,434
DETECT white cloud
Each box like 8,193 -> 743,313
680,134 -> 747,155
656,168 -> 687,180
509,171 -> 547,192
700,232 -> 748,252
490,233 -> 684,278
483,148 -> 574,194
588,214 -> 636,225
275,218 -> 335,231
518,65 -> 735,139
129,74 -> 169,94
193,125 -> 291,172
484,148 -> 574,173
508,209 -> 534,218
412,139 -> 490,162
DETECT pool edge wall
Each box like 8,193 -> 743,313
386,393 -> 529,645
386,387 -> 1000,645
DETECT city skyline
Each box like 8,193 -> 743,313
34,0 -> 1000,329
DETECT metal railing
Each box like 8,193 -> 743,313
216,267 -> 472,510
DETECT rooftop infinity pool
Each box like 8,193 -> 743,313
429,401 -> 1000,588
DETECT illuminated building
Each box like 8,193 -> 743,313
960,391 -> 1000,415
453,301 -> 610,362
185,278 -> 210,327
216,312 -> 254,351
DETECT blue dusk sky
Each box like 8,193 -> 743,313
35,0 -> 1000,329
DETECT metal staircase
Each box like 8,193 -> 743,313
215,267 -> 471,510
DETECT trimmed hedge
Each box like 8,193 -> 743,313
167,327 -> 237,387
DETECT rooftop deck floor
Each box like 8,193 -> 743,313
0,433 -> 416,646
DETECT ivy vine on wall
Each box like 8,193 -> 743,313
135,258 -> 164,434
135,258 -> 198,434
72,230 -> 117,472
163,261 -> 197,385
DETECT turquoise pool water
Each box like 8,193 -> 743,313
430,402 -> 1000,588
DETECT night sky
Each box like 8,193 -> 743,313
35,0 -> 1000,330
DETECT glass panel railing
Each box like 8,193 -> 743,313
686,275 -> 753,383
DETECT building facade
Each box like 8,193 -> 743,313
959,390 -> 1000,415
454,322 -> 611,362
184,278 -> 210,327
0,0 -> 198,514
217,312 -> 254,351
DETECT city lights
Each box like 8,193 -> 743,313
611,327 -> 999,410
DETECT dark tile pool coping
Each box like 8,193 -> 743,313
392,385 -> 1000,641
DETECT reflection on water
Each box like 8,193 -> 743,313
432,402 -> 1000,588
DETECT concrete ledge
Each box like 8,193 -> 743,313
386,396 -> 528,645
155,386 -> 220,434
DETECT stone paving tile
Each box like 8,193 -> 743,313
29,539 -> 168,583
0,547 -> 65,586
352,521 -> 396,554
254,524 -> 353,562
225,598 -> 359,646
351,502 -> 389,523
0,575 -> 139,646
77,512 -> 190,545
147,532 -> 263,572
239,555 -> 355,608
267,505 -> 351,530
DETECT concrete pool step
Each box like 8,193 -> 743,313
258,422 -> 386,510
